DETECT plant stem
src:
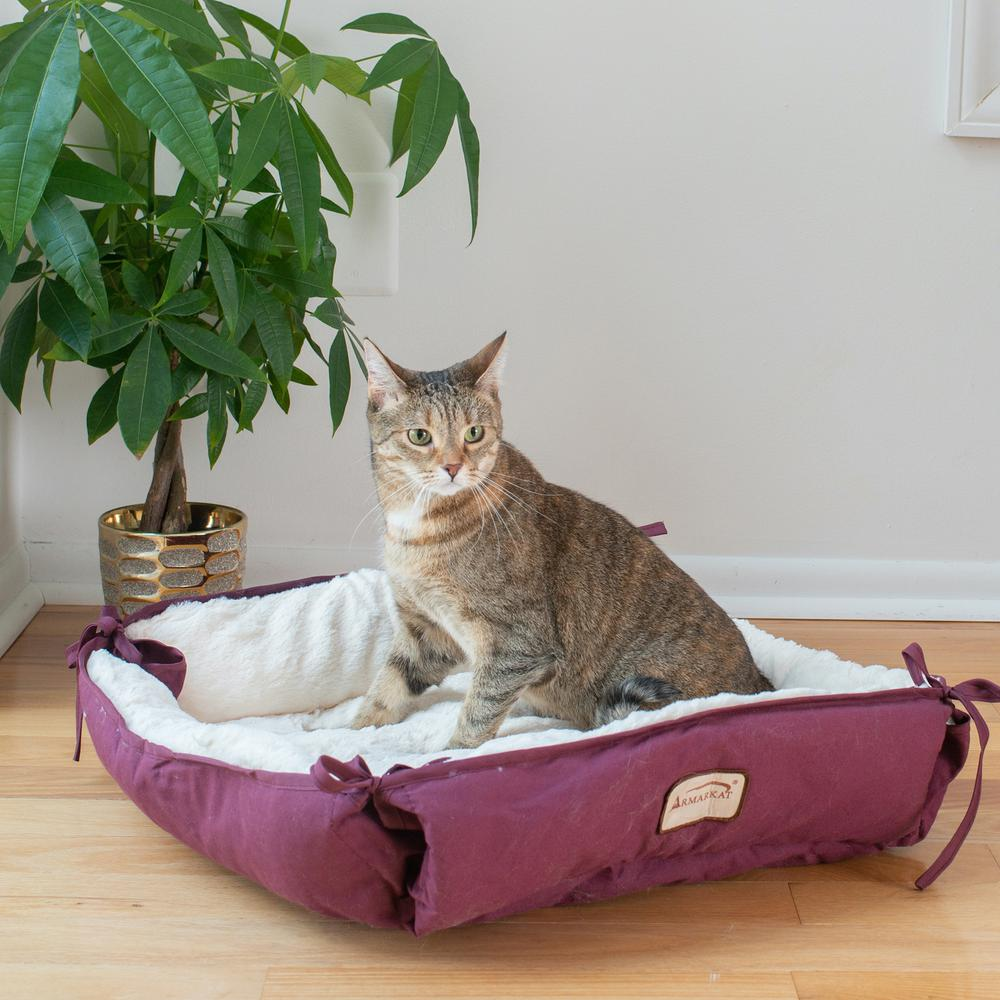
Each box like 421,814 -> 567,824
270,0 -> 293,60
142,413 -> 182,532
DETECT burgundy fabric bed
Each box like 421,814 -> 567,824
67,573 -> 999,935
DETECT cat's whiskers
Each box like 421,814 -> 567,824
484,477 -> 559,528
468,483 -> 489,554
475,477 -> 525,546
488,472 -> 561,498
472,481 -> 504,560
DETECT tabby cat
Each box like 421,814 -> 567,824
352,335 -> 771,748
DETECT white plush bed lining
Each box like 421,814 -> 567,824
86,569 -> 914,775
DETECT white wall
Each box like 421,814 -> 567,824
4,0 -> 1000,618
0,404 -> 42,652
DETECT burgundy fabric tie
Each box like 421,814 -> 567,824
66,606 -> 186,762
901,642 -> 1000,889
639,521 -> 668,538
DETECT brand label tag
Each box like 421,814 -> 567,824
659,771 -> 747,833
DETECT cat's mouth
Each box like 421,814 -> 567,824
434,480 -> 467,497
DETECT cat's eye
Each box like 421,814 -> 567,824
407,428 -> 432,446
464,425 -> 485,443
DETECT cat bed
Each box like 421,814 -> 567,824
67,571 -> 999,934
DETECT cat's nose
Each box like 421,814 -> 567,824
443,463 -> 463,481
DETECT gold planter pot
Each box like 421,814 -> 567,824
99,503 -> 247,617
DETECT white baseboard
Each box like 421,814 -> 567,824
0,545 -> 44,655
26,539 -> 1000,621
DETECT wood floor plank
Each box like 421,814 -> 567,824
262,967 -> 798,999
726,841 -> 1000,885
1,963 -> 265,1000
499,881 -> 799,925
0,798 -> 166,838
792,971 -> 1000,1000
3,898 -> 1000,972
790,879 -> 1000,928
926,780 -> 1000,842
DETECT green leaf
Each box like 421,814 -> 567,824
159,288 -> 211,317
231,6 -> 307,57
39,278 -> 92,358
290,365 -> 316,386
155,205 -> 204,230
342,13 -> 431,38
252,258 -> 336,300
121,262 -> 156,309
390,66 -> 424,164
11,259 -> 40,282
301,323 -> 325,364
237,374 -> 265,429
319,194 -> 348,215
295,102 -> 353,214
399,51 -> 458,198
229,92 -> 280,194
281,53 -> 328,93
207,215 -> 270,254
276,100 -> 320,265
82,6 -> 220,189
117,326 -> 172,457
78,51 -> 147,161
118,0 -> 222,54
241,192 -> 278,233
204,227 -> 238,335
0,236 -> 21,300
86,367 -> 123,444
0,12 -> 80,246
170,355 -> 203,400
89,312 -> 146,359
43,339 -> 83,362
0,17 -> 48,91
203,0 -> 250,58
213,105 -> 233,156
456,85 -> 479,240
360,38 -> 435,92
157,224 -> 203,306
161,317 -> 265,381
41,355 -> 54,403
32,191 -> 109,319
313,296 -> 347,331
244,166 -> 278,194
168,390 -> 207,420
192,57 -> 275,93
251,288 -> 293,387
328,328 -> 350,433
348,333 -> 368,377
269,368 -> 289,412
321,56 -> 369,102
46,158 -> 144,205
206,372 -> 227,466
0,284 -> 37,410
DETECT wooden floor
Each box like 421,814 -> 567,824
2,608 -> 999,1000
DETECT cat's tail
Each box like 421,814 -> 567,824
594,676 -> 681,727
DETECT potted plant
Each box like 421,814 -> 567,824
0,1 -> 478,614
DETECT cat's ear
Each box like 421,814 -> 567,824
363,339 -> 409,410
465,332 -> 507,398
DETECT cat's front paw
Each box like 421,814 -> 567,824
350,702 -> 401,730
446,728 -> 488,750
